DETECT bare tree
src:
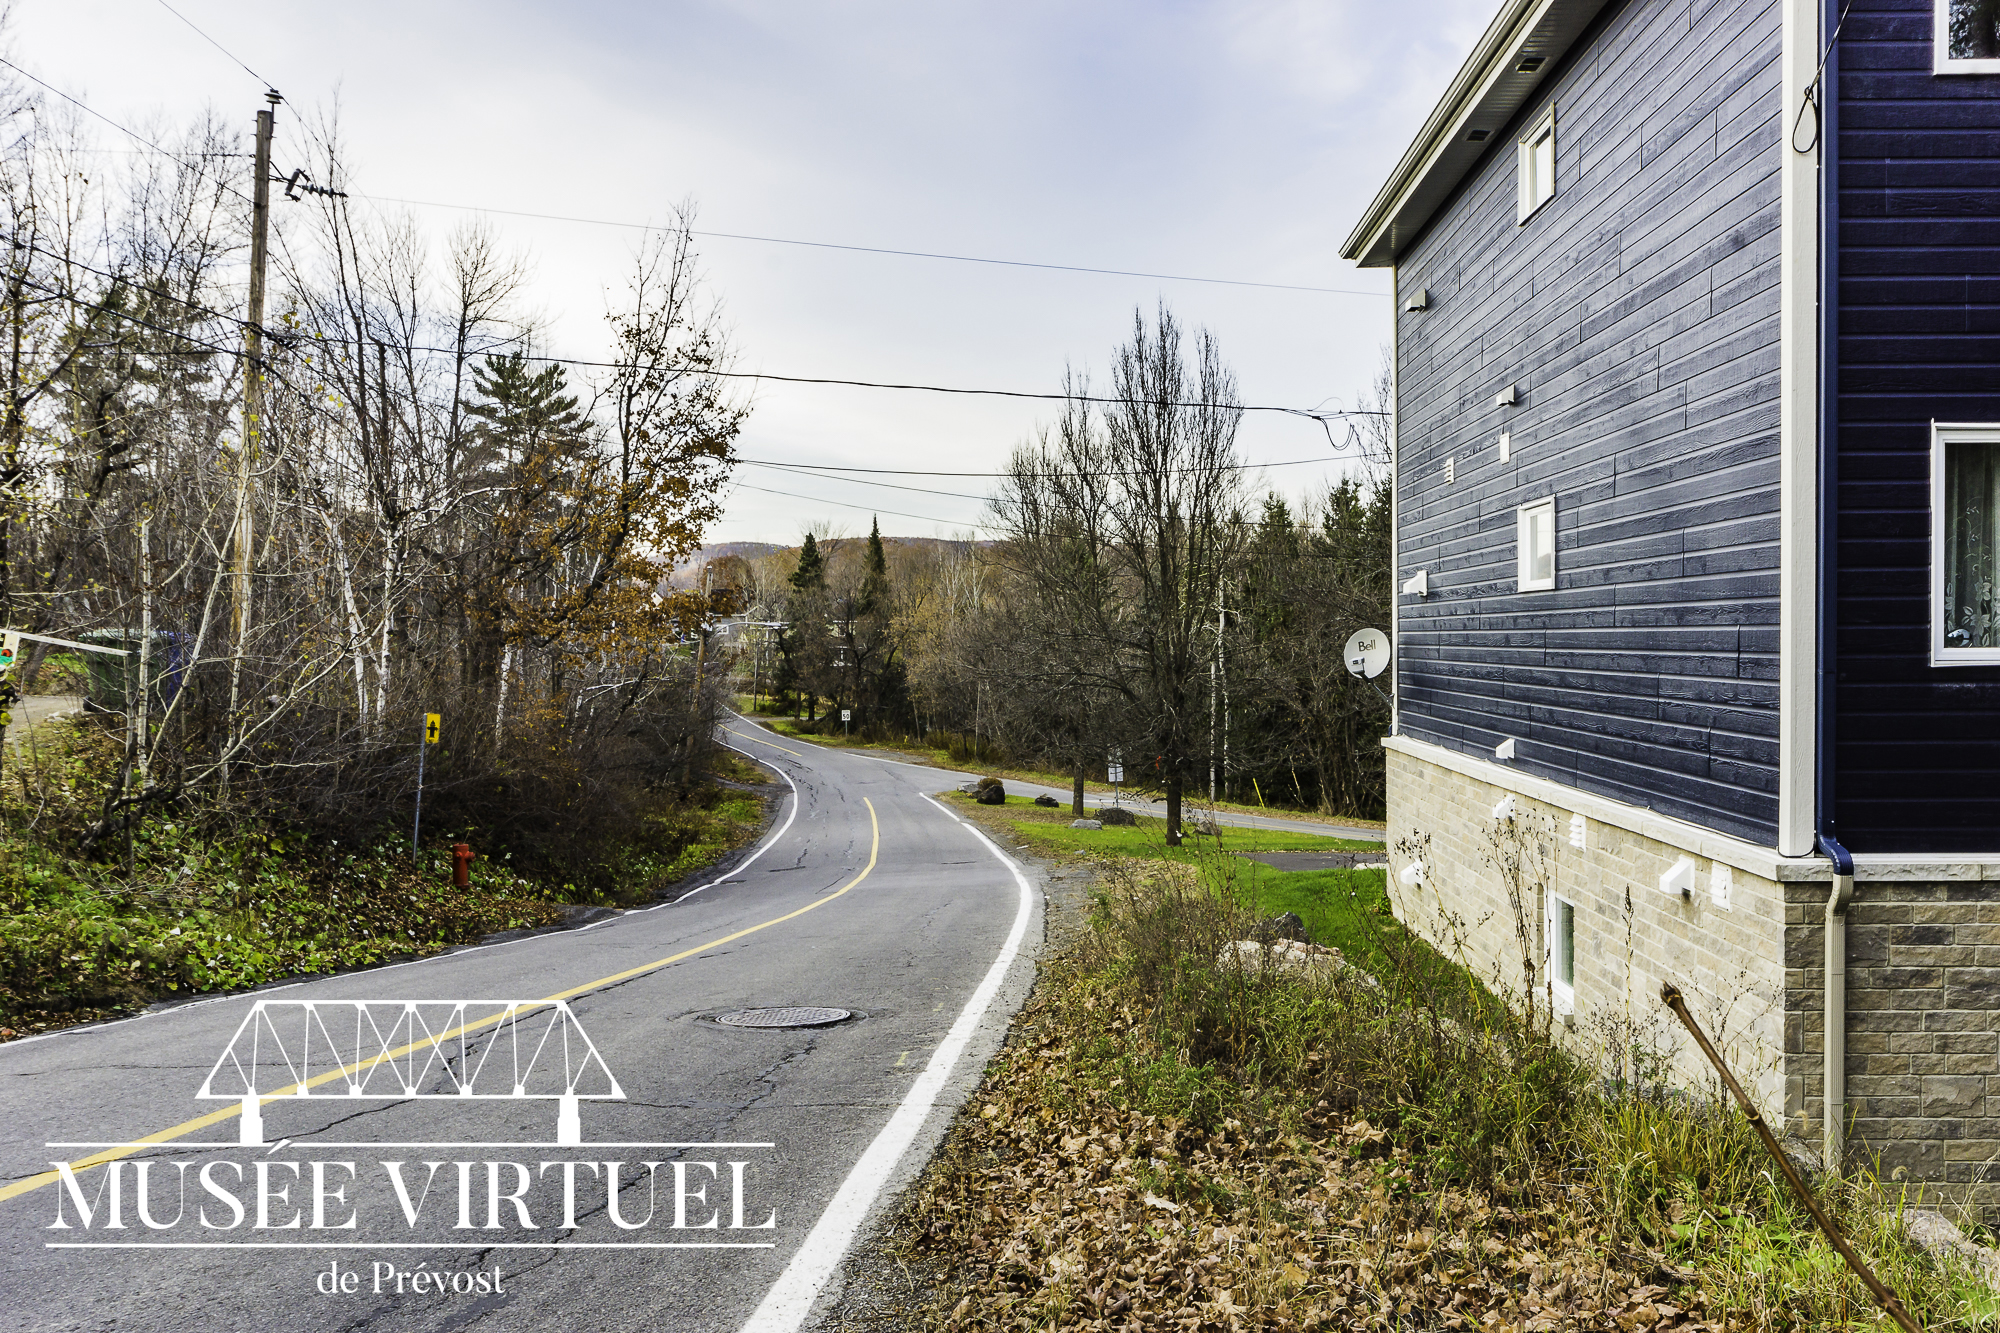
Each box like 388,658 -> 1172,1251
994,305 -> 1245,842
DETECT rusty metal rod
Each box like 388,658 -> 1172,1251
1660,981 -> 1919,1333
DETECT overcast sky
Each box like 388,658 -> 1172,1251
16,0 -> 1495,544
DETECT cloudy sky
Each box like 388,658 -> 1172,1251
16,0 -> 1495,544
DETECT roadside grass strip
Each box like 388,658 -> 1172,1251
881,798 -> 1996,1332
0,800 -> 878,1205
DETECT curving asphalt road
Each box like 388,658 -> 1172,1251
734,716 -> 1386,845
0,727 -> 1045,1332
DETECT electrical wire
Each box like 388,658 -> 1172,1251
735,452 -> 1363,479
742,460 -> 990,502
352,192 -> 1385,298
150,0 -> 274,89
0,58 -> 253,206
727,480 -> 995,532
12,238 -> 1384,425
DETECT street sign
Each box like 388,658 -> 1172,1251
841,709 -> 851,722
0,633 -> 16,672
1107,764 -> 1124,784
424,713 -> 441,743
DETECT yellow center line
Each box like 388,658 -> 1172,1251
0,799 -> 880,1205
727,726 -> 806,758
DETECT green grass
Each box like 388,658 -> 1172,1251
745,712 -> 1387,830
0,717 -> 769,1037
954,792 -> 1381,856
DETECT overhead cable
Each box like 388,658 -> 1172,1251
150,0 -> 274,89
728,480 -> 995,532
352,193 -> 1387,298
12,239 -> 1384,425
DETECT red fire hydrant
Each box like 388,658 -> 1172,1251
451,842 -> 475,888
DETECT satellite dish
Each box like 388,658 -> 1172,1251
1343,628 -> 1390,680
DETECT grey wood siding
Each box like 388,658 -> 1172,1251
1394,0 -> 1784,845
1832,0 -> 2000,853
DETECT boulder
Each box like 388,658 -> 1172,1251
1069,819 -> 1103,830
1097,806 -> 1138,826
957,781 -> 981,796
1033,794 -> 1059,808
1250,911 -> 1311,945
1217,938 -> 1376,986
974,776 -> 1006,805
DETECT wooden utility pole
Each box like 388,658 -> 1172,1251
225,90 -> 279,788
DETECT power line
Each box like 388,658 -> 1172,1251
742,459 -> 989,502
728,480 -> 993,532
352,192 -> 1386,298
13,241 -> 1383,423
150,0 -> 273,89
735,452 -> 1365,479
0,59 -> 252,205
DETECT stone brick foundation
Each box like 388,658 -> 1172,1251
1386,734 -> 2000,1215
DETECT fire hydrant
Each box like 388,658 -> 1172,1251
451,842 -> 475,888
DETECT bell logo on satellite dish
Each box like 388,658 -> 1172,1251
1343,628 -> 1390,681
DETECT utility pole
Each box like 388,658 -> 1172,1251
224,89 -> 280,788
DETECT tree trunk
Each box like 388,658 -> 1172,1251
1165,773 -> 1183,846
1072,767 -> 1085,817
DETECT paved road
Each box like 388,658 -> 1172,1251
0,730 -> 1043,1332
730,716 -> 1385,845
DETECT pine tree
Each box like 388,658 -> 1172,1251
789,532 -> 826,592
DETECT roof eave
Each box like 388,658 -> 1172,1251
1340,0 -> 1613,268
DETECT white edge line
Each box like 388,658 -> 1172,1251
737,793 -> 1035,1333
0,735 -> 802,1053
669,741 -> 799,905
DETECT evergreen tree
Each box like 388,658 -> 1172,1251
789,532 -> 826,592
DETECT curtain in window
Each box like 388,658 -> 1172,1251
1944,440 -> 2000,649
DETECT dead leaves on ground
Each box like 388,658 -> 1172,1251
901,987 -> 1737,1332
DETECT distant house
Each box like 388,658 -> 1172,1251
1343,0 -> 2000,1202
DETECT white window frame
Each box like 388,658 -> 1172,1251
1546,889 -> 1575,1017
1931,422 -> 2000,665
1936,0 -> 2000,74
1517,497 -> 1556,592
1517,105 -> 1556,222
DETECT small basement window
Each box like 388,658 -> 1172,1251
1517,497 -> 1556,591
1518,106 -> 1556,221
1547,891 -> 1575,1016
1937,0 -> 2000,73
1934,423 -> 2000,664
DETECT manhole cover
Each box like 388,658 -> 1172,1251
716,1006 -> 853,1029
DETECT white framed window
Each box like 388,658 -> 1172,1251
1937,0 -> 2000,73
1517,105 -> 1556,221
1546,890 -> 1575,1016
1517,497 -> 1556,591
1933,422 -> 2000,664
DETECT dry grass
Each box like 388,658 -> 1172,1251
882,851 -> 1995,1331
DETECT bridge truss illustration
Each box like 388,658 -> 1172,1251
198,1000 -> 624,1145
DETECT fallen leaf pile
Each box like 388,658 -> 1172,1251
899,976 -> 1739,1331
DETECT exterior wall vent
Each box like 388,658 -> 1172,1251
1400,567 -> 1428,597
1495,737 -> 1517,760
1494,384 -> 1518,407
1659,856 -> 1696,898
1515,54 -> 1546,72
1403,288 -> 1430,312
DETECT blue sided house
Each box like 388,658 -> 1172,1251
1343,0 -> 2000,1202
